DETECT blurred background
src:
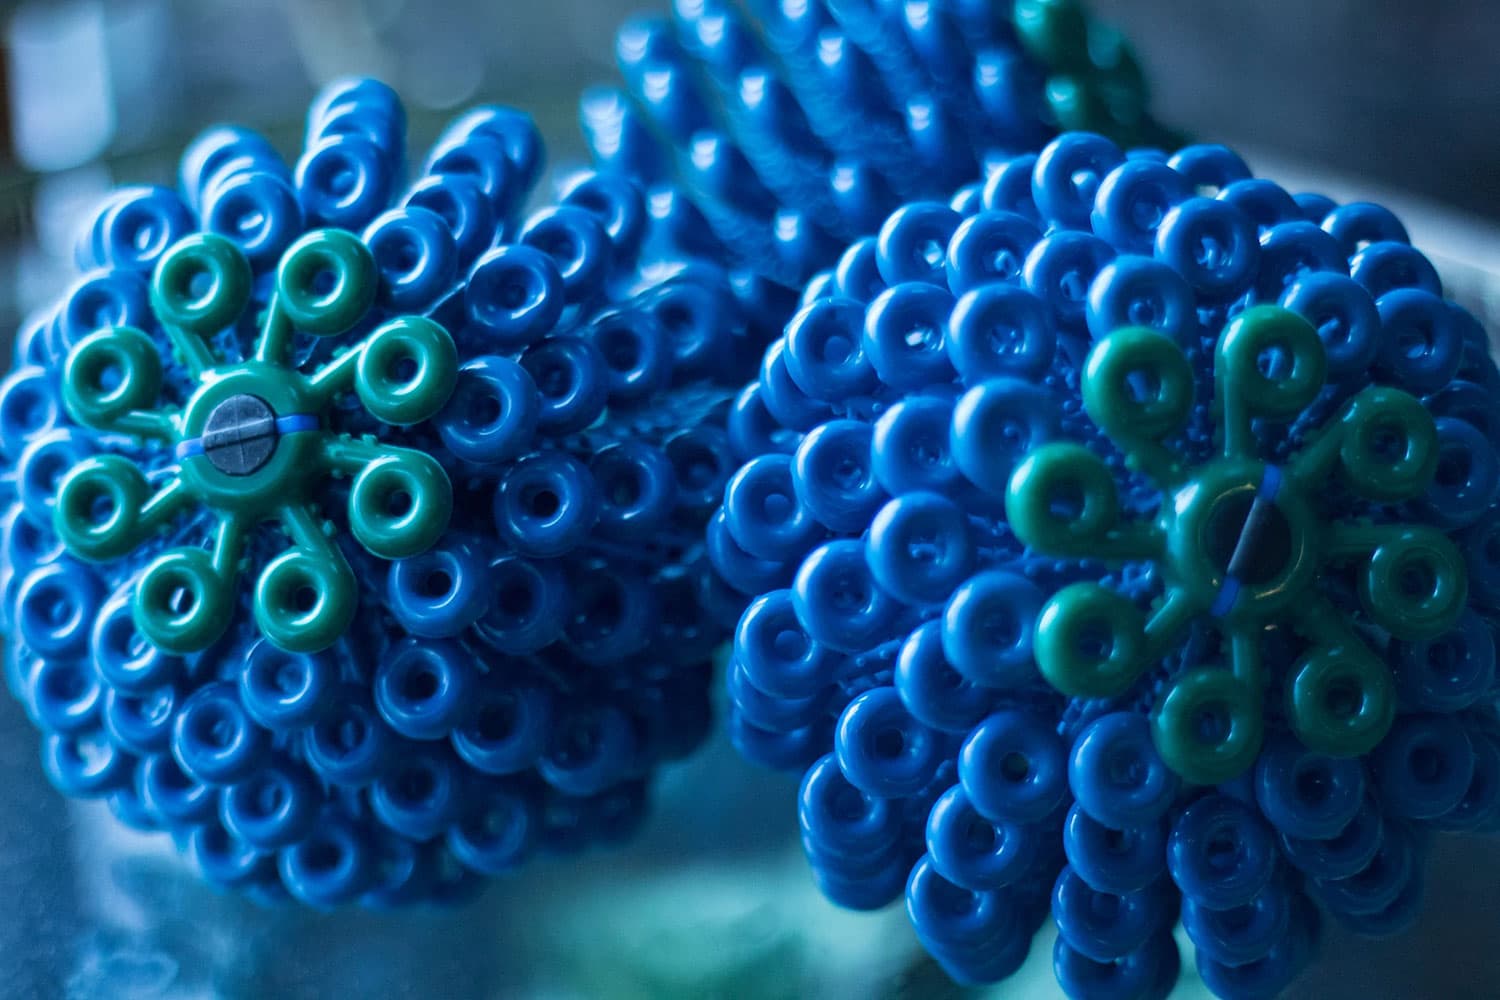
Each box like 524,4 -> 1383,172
0,1 -> 1498,998
0,0 -> 1497,333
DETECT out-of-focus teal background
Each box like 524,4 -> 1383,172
0,3 -> 1498,998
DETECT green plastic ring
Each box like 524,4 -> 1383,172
61,327 -> 162,429
1215,305 -> 1327,421
354,316 -> 459,426
1082,326 -> 1195,444
1286,646 -> 1395,758
1006,442 -> 1119,555
133,547 -> 233,655
1338,386 -> 1439,502
253,548 -> 358,653
53,455 -> 150,562
1152,667 -> 1264,786
1034,581 -> 1147,697
276,229 -> 378,336
347,450 -> 452,560
151,233 -> 252,337
1360,527 -> 1468,641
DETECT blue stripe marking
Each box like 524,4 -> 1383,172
1208,576 -> 1241,618
174,412 -> 319,463
1259,462 -> 1283,503
1208,464 -> 1283,619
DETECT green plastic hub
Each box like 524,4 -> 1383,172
54,229 -> 459,655
1012,0 -> 1180,147
1007,305 -> 1464,785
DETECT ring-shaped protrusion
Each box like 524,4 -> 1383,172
1167,794 -> 1277,910
959,709 -> 1069,824
134,547 -> 233,654
784,297 -> 876,401
834,687 -> 944,799
1360,527 -> 1467,641
1034,582 -> 1147,698
355,316 -> 458,426
1082,326 -> 1195,444
1062,805 -> 1168,898
253,548 -> 357,653
1423,417 -> 1500,529
61,326 -> 162,429
1286,646 -> 1396,758
348,450 -> 452,560
799,752 -> 901,865
1006,443 -> 1119,556
1279,273 -> 1381,379
1215,305 -> 1327,422
53,455 -> 150,562
951,379 -> 1060,498
363,207 -> 459,313
1068,712 -> 1180,830
0,366 -> 61,458
1085,256 -> 1197,345
735,589 -> 835,700
926,784 -> 1038,891
867,492 -> 975,607
1338,386 -> 1439,502
150,232 -> 252,337
17,430 -> 89,524
1154,196 -> 1259,300
1253,736 -> 1365,840
435,355 -> 539,465
946,283 -> 1055,383
92,587 -> 179,693
941,571 -> 1044,689
1394,609 -> 1496,713
275,228 -> 378,335
1152,667 -> 1264,785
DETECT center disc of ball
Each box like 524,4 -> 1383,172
1205,489 -> 1293,587
201,393 -> 279,476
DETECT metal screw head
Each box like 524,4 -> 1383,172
201,393 -> 278,476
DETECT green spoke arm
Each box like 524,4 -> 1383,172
137,476 -> 192,533
1324,522 -> 1411,560
1291,596 -> 1368,653
255,294 -> 295,366
321,435 -> 387,476
113,409 -> 181,443
277,501 -> 339,560
1101,522 -> 1169,563
1219,388 -> 1255,460
210,513 -> 249,580
1286,422 -> 1343,487
306,346 -> 364,407
161,324 -> 216,378
1118,438 -> 1189,491
1141,587 -> 1200,663
1228,629 -> 1265,688
257,501 -> 358,654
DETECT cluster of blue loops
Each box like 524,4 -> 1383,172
716,130 -> 1500,999
0,78 -> 755,907
584,0 -> 1057,291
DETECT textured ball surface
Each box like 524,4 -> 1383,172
716,130 -> 1500,998
0,78 -> 752,905
586,0 -> 1168,293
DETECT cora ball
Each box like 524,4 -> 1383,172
715,130 -> 1500,999
0,77 -> 768,906
585,0 -> 1171,292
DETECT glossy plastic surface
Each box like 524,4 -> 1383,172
714,129 -> 1500,999
584,0 -> 1173,294
0,77 -> 749,909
